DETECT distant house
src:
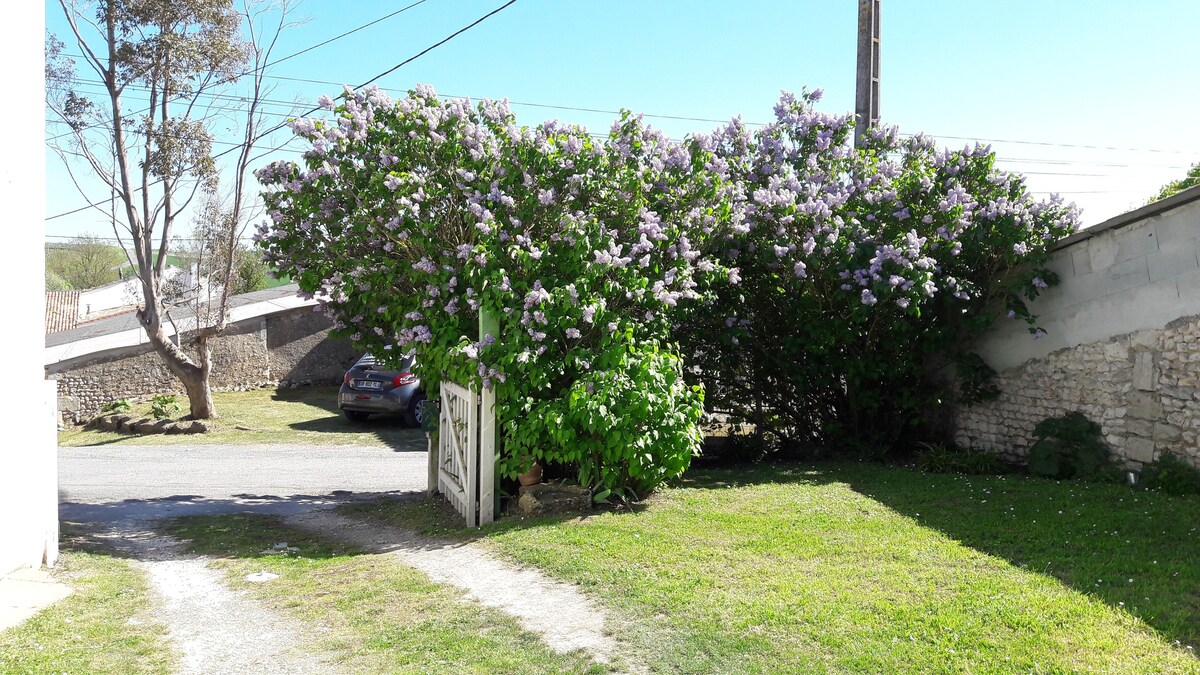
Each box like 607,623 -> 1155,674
44,265 -> 209,336
77,265 -> 205,321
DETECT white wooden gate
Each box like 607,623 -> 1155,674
429,381 -> 494,527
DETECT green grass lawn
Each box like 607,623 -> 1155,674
164,514 -> 604,674
58,386 -> 423,449
0,527 -> 175,674
341,462 -> 1200,674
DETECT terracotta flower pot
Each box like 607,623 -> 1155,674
518,462 -> 543,487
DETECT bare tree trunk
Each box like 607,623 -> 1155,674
139,307 -> 217,419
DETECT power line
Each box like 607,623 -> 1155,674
214,1 -> 520,171
265,72 -> 1200,160
46,0 -> 519,223
904,132 -> 1196,156
270,0 -> 430,69
47,0 -> 432,142
359,0 -> 516,86
45,233 -> 257,243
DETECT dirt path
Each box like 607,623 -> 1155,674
94,525 -> 340,675
286,510 -> 624,667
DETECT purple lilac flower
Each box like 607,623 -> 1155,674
1032,277 -> 1048,289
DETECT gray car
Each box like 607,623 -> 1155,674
338,353 -> 426,426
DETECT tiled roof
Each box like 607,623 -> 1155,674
45,291 -> 81,334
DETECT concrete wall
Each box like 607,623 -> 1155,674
78,279 -> 138,318
0,383 -> 60,576
49,306 -> 359,424
1,1 -> 58,576
956,187 -> 1200,466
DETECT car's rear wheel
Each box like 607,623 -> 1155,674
406,392 -> 427,428
344,410 -> 370,423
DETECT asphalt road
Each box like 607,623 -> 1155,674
59,440 -> 429,522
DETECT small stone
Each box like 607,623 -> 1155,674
245,571 -> 279,583
516,483 -> 592,517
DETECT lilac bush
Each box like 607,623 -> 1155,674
672,90 -> 1080,454
257,85 -> 736,498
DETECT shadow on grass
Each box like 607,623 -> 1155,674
335,489 -> 616,543
56,488 -> 460,571
164,512 -> 368,560
799,462 -> 1200,648
60,490 -> 413,533
274,386 -> 426,451
397,458 -> 1200,648
667,459 -> 1200,646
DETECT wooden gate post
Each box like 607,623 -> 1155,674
478,308 -> 498,525
426,431 -> 438,496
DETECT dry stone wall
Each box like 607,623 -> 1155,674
49,307 -> 357,424
955,315 -> 1200,467
955,189 -> 1200,468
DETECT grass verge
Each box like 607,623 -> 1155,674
164,514 -> 605,674
0,526 -> 175,674
340,462 -> 1200,673
58,386 -> 423,449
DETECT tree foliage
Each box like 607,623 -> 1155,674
45,233 -> 125,290
1152,162 -> 1200,203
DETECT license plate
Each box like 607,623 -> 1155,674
356,380 -> 382,390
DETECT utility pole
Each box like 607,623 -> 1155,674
855,0 -> 880,147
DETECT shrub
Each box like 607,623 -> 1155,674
257,85 -> 732,497
1138,452 -> 1200,496
1027,412 -> 1114,480
915,442 -> 1007,475
671,90 -> 1079,456
101,399 -> 132,414
150,395 -> 181,421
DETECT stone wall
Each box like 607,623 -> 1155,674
955,187 -> 1200,467
266,308 -> 360,385
49,307 -> 357,424
955,315 -> 1200,467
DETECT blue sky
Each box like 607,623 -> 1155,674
45,0 -> 1200,242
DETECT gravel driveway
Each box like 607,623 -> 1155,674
59,441 -> 429,522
